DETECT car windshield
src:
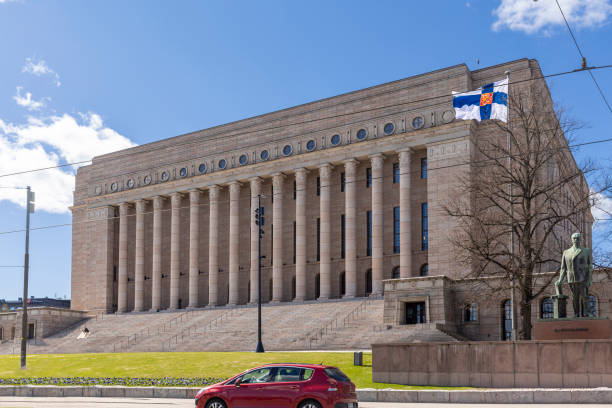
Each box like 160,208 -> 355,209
324,367 -> 351,382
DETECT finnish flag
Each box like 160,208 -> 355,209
452,78 -> 508,122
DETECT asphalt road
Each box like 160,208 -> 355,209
1,398 -> 612,408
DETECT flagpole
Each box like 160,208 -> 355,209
505,70 -> 517,341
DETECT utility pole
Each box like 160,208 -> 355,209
254,195 -> 265,353
21,186 -> 35,369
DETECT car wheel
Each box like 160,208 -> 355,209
298,400 -> 322,408
205,399 -> 227,408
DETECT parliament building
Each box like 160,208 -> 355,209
70,59 -> 603,340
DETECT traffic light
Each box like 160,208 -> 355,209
255,206 -> 264,226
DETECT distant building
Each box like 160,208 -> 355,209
0,297 -> 70,311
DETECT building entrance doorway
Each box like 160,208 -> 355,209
405,302 -> 426,324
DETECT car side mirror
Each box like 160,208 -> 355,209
235,378 -> 242,387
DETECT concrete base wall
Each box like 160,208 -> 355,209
373,340 -> 612,388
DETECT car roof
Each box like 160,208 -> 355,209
257,363 -> 330,369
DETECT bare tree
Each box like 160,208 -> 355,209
445,82 -> 611,340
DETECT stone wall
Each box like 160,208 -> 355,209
0,308 -> 88,341
373,340 -> 612,387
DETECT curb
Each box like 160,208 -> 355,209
1,386 -> 612,403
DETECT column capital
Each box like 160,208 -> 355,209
189,189 -> 201,202
397,147 -> 413,154
318,163 -> 333,178
344,158 -> 359,173
170,191 -> 183,206
152,195 -> 166,210
228,180 -> 242,193
272,173 -> 286,188
295,167 -> 309,183
369,154 -> 385,170
208,184 -> 220,200
118,202 -> 131,215
135,199 -> 147,212
398,149 -> 412,166
318,162 -> 334,171
248,176 -> 263,184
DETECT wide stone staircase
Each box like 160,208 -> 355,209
0,298 -> 460,354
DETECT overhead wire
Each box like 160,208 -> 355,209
554,0 -> 612,113
0,65 -> 612,181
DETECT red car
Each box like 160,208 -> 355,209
194,363 -> 358,408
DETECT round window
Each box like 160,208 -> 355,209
330,134 -> 341,146
260,150 -> 270,161
282,145 -> 293,156
306,140 -> 316,151
412,116 -> 424,129
239,154 -> 248,165
143,175 -> 151,185
126,178 -> 135,188
218,159 -> 227,170
198,163 -> 207,174
161,171 -> 170,181
110,182 -> 118,192
356,128 -> 367,140
384,122 -> 395,135
179,167 -> 187,177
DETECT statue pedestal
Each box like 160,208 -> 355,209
553,295 -> 567,319
534,317 -> 611,340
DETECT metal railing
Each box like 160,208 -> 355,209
163,308 -> 238,352
304,298 -> 376,349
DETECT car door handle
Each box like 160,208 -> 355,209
289,385 -> 299,390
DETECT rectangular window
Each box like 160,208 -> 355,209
422,202 -> 428,251
316,218 -> 320,262
270,224 -> 273,265
393,162 -> 400,183
340,172 -> 345,192
393,207 -> 400,254
366,210 -> 372,257
293,180 -> 296,200
341,214 -> 346,259
271,185 -> 274,203
421,158 -> 428,179
293,221 -> 296,264
366,167 -> 372,188
316,177 -> 320,196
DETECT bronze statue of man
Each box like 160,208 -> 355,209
555,232 -> 594,317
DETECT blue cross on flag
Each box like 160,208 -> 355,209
452,78 -> 508,122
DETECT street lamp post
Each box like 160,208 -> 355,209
21,186 -> 34,369
255,195 -> 265,353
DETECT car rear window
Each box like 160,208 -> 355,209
302,368 -> 314,380
324,367 -> 350,382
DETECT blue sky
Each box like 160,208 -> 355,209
0,0 -> 611,300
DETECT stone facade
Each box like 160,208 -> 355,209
0,307 -> 88,343
70,57 -> 595,342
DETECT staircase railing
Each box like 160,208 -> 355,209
111,310 -> 196,353
304,298 -> 376,349
163,308 -> 239,352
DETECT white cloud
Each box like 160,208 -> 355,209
0,114 -> 136,214
13,87 -> 49,111
493,0 -> 612,34
592,191 -> 612,228
22,57 -> 61,87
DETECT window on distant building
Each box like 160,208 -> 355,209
393,207 -> 400,254
366,210 -> 372,257
316,218 -> 320,262
420,263 -> 429,276
393,162 -> 400,183
341,214 -> 346,259
366,167 -> 372,188
421,158 -> 428,179
541,297 -> 554,319
421,203 -> 428,251
316,177 -> 320,196
502,299 -> 512,340
293,221 -> 296,264
293,180 -> 296,200
341,172 -> 345,192
392,266 -> 400,279
464,303 -> 478,322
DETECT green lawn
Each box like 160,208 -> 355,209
0,351 -> 466,390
